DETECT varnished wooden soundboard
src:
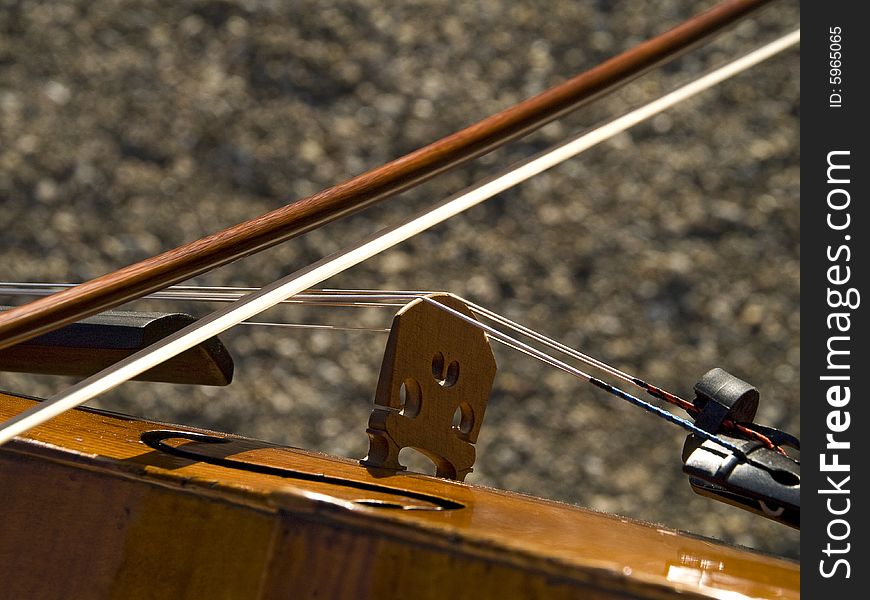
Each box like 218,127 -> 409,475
0,392 -> 798,599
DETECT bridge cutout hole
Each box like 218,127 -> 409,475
399,447 -> 437,476
452,402 -> 474,435
398,378 -> 422,417
431,352 -> 459,387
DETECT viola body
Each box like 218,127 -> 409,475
0,0 -> 800,563
0,1 -> 801,594
0,392 -> 798,599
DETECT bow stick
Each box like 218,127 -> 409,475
0,0 -> 774,351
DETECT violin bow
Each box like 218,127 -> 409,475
0,0 -> 776,351
0,21 -> 799,446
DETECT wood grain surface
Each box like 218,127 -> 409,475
0,392 -> 799,599
0,0 -> 800,560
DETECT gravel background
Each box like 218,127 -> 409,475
0,1 -> 800,558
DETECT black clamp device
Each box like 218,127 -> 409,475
681,368 -> 800,529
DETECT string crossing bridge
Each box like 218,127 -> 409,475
353,291 -> 800,527
0,283 -> 801,527
361,294 -> 496,481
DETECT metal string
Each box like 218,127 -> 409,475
1,282 -> 750,457
0,282 -> 764,447
418,296 -> 750,459
0,283 -> 725,408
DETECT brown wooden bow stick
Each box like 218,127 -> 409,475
0,0 -> 774,351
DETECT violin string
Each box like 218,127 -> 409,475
0,29 -> 800,447
424,298 -> 788,470
229,291 -> 783,451
416,296 -> 751,460
1,281 -> 773,450
240,322 -> 390,333
0,283 -> 765,410
217,289 -> 780,448
0,283 -> 414,308
0,283 -> 754,456
460,298 -> 698,412
0,283 -> 709,408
